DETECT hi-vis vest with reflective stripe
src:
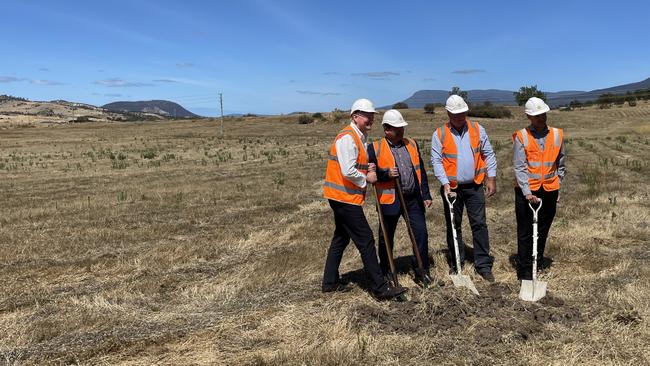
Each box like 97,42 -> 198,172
436,120 -> 487,189
372,137 -> 422,205
323,125 -> 369,205
512,126 -> 563,192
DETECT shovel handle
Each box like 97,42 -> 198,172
373,184 -> 400,288
528,198 -> 543,221
444,190 -> 463,273
444,191 -> 457,207
394,178 -> 427,277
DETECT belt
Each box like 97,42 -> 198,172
456,182 -> 480,189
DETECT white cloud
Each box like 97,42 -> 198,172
297,90 -> 341,96
351,71 -> 400,80
452,69 -> 486,74
31,79 -> 64,86
95,78 -> 154,87
0,76 -> 24,83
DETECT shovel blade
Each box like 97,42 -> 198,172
449,274 -> 480,295
519,279 -> 547,302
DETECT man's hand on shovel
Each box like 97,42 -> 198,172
366,163 -> 377,184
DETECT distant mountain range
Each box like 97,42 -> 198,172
391,77 -> 650,108
102,100 -> 198,118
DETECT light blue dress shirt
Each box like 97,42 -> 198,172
430,121 -> 497,186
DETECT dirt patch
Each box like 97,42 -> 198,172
351,283 -> 583,344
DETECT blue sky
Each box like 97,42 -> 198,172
1,0 -> 648,115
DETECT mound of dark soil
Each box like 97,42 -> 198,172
351,283 -> 583,343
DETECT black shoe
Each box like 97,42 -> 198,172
478,270 -> 495,283
374,285 -> 408,300
322,282 -> 352,293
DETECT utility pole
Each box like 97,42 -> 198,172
219,93 -> 224,137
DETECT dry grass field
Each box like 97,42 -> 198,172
0,103 -> 649,365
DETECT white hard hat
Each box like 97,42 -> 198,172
524,97 -> 550,116
445,95 -> 469,114
350,98 -> 377,115
382,109 -> 408,127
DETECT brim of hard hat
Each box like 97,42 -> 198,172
445,105 -> 469,114
382,120 -> 408,127
526,105 -> 550,116
350,108 -> 378,116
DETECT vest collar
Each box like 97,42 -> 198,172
527,124 -> 549,138
385,138 -> 404,147
349,122 -> 367,143
448,121 -> 468,135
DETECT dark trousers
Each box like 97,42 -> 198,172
515,187 -> 558,274
440,184 -> 493,272
377,195 -> 429,275
323,200 -> 387,293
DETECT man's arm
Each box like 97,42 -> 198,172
479,125 -> 497,197
479,125 -> 497,178
556,140 -> 566,184
555,139 -> 566,203
430,131 -> 449,186
367,143 -> 392,182
513,137 -> 532,195
416,143 -> 432,201
335,134 -> 366,188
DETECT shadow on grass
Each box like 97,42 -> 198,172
440,244 -> 476,269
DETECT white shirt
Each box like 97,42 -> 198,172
335,122 -> 368,188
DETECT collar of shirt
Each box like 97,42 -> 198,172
448,122 -> 468,136
386,138 -> 404,148
527,124 -> 549,138
349,122 -> 367,144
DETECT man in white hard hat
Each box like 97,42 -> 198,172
322,98 -> 407,300
430,95 -> 498,282
512,97 -> 565,280
367,109 -> 433,285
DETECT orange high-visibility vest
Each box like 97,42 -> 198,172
436,120 -> 487,189
512,126 -> 563,192
372,137 -> 422,204
323,125 -> 369,205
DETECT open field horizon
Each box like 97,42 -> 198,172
0,102 -> 648,365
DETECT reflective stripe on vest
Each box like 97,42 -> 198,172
323,126 -> 368,205
512,126 -> 563,192
323,181 -> 365,195
329,154 -> 368,170
372,137 -> 422,205
437,120 -> 487,189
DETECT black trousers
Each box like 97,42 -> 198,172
323,200 -> 387,293
440,184 -> 493,272
515,187 -> 558,273
377,195 -> 429,275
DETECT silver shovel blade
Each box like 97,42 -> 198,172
449,274 -> 480,295
519,279 -> 547,302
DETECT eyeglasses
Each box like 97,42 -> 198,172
353,113 -> 374,121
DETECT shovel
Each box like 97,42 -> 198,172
394,178 -> 432,288
444,192 -> 479,295
373,184 -> 407,301
519,198 -> 547,302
